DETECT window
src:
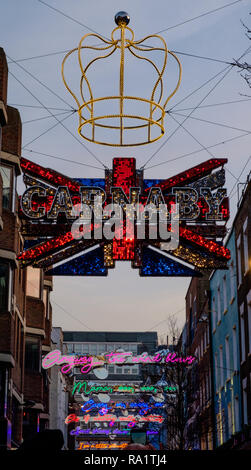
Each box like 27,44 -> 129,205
43,289 -> 50,320
248,291 -> 251,353
89,344 -> 97,355
108,365 -> 114,373
66,343 -> 73,353
25,337 -> 40,371
97,344 -> 106,354
217,286 -> 221,322
74,344 -> 83,354
225,337 -> 230,380
0,260 -> 13,311
215,353 -> 218,390
233,327 -> 237,371
26,266 -> 41,298
237,234 -> 242,286
234,397 -> 240,432
240,303 -> 246,362
0,164 -> 13,210
242,380 -> 248,425
223,276 -> 227,312
230,261 -> 235,301
82,344 -> 89,354
243,218 -> 249,274
212,297 -> 216,330
219,347 -> 224,387
228,402 -> 233,438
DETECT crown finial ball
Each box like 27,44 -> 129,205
115,11 -> 130,26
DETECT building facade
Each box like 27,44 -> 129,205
210,228 -> 242,448
49,327 -> 70,449
63,331 -> 158,450
184,274 -> 213,450
0,47 -> 53,448
234,175 -> 251,447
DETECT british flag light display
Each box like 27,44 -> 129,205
18,157 -> 230,277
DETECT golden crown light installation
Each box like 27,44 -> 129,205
61,11 -> 182,147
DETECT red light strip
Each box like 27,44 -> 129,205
144,158 -> 228,193
112,158 -> 136,260
180,226 -> 231,260
20,157 -> 81,193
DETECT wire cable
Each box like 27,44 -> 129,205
24,149 -> 104,171
228,155 -> 251,197
174,97 -> 251,112
154,0 -> 246,35
37,0 -> 109,41
8,69 -> 107,169
7,54 -> 74,110
145,308 -> 185,333
51,299 -> 94,331
145,131 -> 251,171
8,103 -> 72,112
169,111 -> 251,135
22,110 -> 74,125
143,44 -> 251,170
22,111 -> 75,148
168,113 -> 215,158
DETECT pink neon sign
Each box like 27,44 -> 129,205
42,350 -> 196,375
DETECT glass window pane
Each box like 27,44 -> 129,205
0,261 -> 9,310
26,267 -> 40,298
75,344 -> 83,354
67,343 -> 73,353
107,344 -> 114,352
97,344 -> 106,354
82,344 -> 89,354
0,165 -> 12,210
25,337 -> 40,371
89,344 -> 97,355
108,365 -> 114,373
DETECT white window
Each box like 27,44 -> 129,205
219,347 -> 224,387
237,234 -> 242,286
217,286 -> 221,322
225,336 -> 230,380
248,291 -> 251,353
212,297 -> 216,330
223,275 -> 227,312
230,261 -> 235,301
243,218 -> 249,274
240,303 -> 246,362
233,327 -> 238,371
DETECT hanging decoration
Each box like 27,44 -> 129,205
18,156 -> 230,277
61,11 -> 182,147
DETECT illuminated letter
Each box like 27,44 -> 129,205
172,187 -> 200,220
200,187 -> 227,220
47,186 -> 73,219
21,186 -> 47,219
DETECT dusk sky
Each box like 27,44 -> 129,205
1,0 -> 251,338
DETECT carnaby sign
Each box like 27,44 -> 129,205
18,157 -> 230,277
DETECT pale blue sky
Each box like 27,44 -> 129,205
1,0 -> 251,337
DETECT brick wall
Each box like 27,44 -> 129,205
0,47 -> 8,105
2,106 -> 22,155
26,296 -> 45,330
